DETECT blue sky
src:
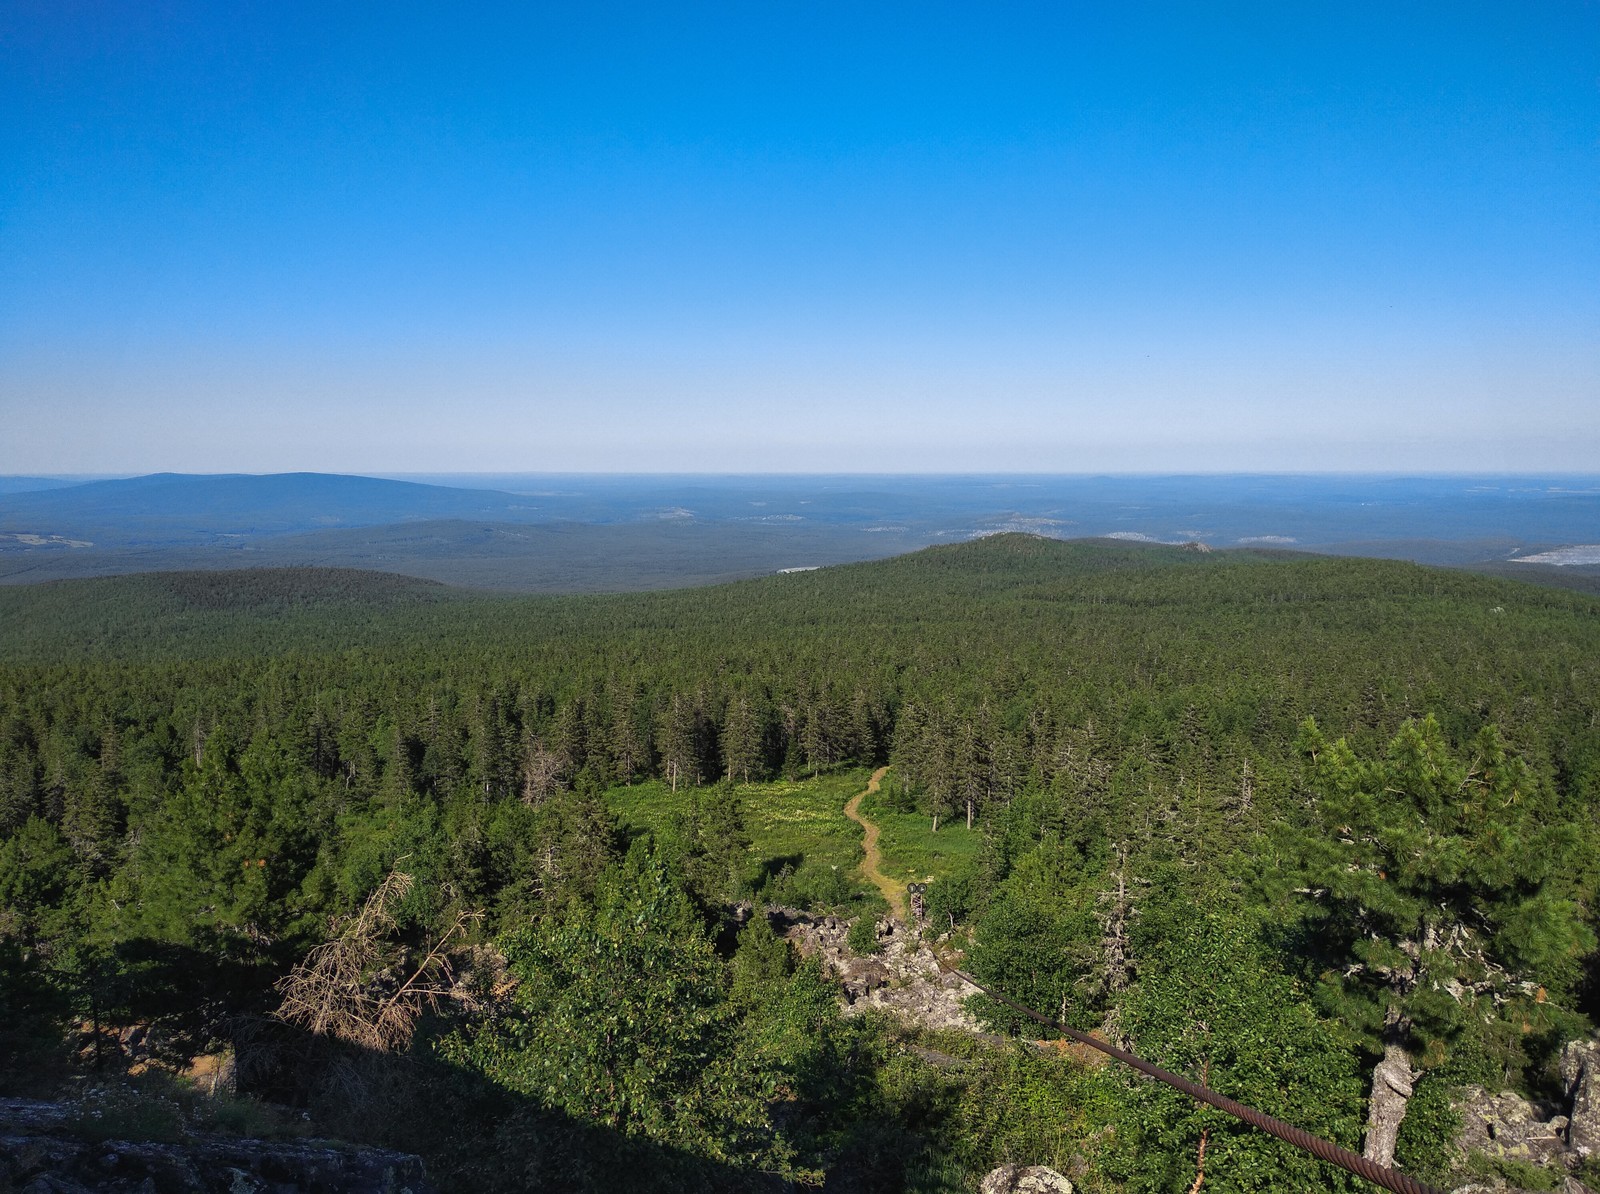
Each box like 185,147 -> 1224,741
2,2 -> 1596,473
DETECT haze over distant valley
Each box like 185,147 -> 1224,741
2,471 -> 1596,592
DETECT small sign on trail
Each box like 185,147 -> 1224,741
907,881 -> 927,925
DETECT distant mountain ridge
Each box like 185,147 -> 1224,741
2,471 -> 1597,593
0,472 -> 549,545
0,517 -> 895,592
0,476 -> 107,496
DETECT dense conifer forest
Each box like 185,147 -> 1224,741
2,535 -> 1597,1191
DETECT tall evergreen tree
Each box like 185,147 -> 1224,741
1287,716 -> 1593,1165
721,693 -> 764,785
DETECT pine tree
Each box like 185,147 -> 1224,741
1288,715 -> 1593,1166
658,692 -> 701,792
607,682 -> 651,783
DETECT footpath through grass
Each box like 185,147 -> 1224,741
605,767 -> 885,911
843,767 -> 903,917
604,767 -> 982,916
857,777 -> 983,889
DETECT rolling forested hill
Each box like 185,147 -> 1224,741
1,536 -> 1597,1192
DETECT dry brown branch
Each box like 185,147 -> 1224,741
273,871 -> 476,1051
1187,1057 -> 1211,1193
1188,1128 -> 1208,1194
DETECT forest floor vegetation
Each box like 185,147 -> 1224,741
858,776 -> 983,895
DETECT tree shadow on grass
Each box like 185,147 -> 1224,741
754,853 -> 806,891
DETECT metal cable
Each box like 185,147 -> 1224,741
942,964 -> 1446,1194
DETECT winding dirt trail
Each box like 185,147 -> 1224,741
844,766 -> 904,920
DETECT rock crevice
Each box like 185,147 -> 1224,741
1452,1036 -> 1600,1193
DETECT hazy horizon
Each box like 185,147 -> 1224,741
7,468 -> 1600,484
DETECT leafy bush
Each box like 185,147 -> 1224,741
923,866 -> 977,930
764,860 -> 855,912
443,842 -> 804,1179
847,916 -> 884,955
1108,907 -> 1365,1193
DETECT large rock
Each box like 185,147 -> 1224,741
769,907 -> 984,1033
1455,1085 -> 1570,1166
979,1163 -> 1075,1193
1561,1037 -> 1600,1159
1453,1041 -> 1600,1194
0,1099 -> 433,1194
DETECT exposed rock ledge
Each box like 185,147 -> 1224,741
0,1099 -> 433,1194
979,1163 -> 1075,1192
765,906 -> 982,1033
1451,1036 -> 1600,1193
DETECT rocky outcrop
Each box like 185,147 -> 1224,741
768,907 -> 982,1033
0,1099 -> 433,1194
979,1163 -> 1075,1193
1455,1086 -> 1570,1166
1453,1038 -> 1600,1193
1562,1037 -> 1600,1160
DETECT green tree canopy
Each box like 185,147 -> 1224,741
1288,715 -> 1594,1165
443,841 -> 798,1177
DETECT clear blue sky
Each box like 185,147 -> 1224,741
3,2 -> 1596,473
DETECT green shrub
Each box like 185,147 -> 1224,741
766,860 -> 855,912
1461,1151 -> 1561,1192
847,916 -> 884,955
195,1092 -> 301,1139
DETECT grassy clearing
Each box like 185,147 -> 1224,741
858,781 -> 983,888
604,777 -> 690,839
740,768 -> 874,877
605,767 -> 883,911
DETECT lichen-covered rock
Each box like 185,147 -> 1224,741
1452,1043 -> 1600,1194
979,1162 -> 1075,1193
0,1099 -> 73,1133
1561,1037 -> 1600,1159
838,955 -> 891,1000
1455,1085 -> 1570,1165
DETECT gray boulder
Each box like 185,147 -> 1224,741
1455,1085 -> 1570,1166
1561,1037 -> 1600,1159
0,1129 -> 433,1193
979,1163 -> 1075,1194
1452,1039 -> 1600,1194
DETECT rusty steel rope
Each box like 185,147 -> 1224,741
942,964 -> 1445,1194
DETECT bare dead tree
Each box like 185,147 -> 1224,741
533,840 -> 564,899
1098,843 -> 1146,1048
274,871 -> 476,1052
1099,844 -> 1133,999
521,734 -> 566,805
